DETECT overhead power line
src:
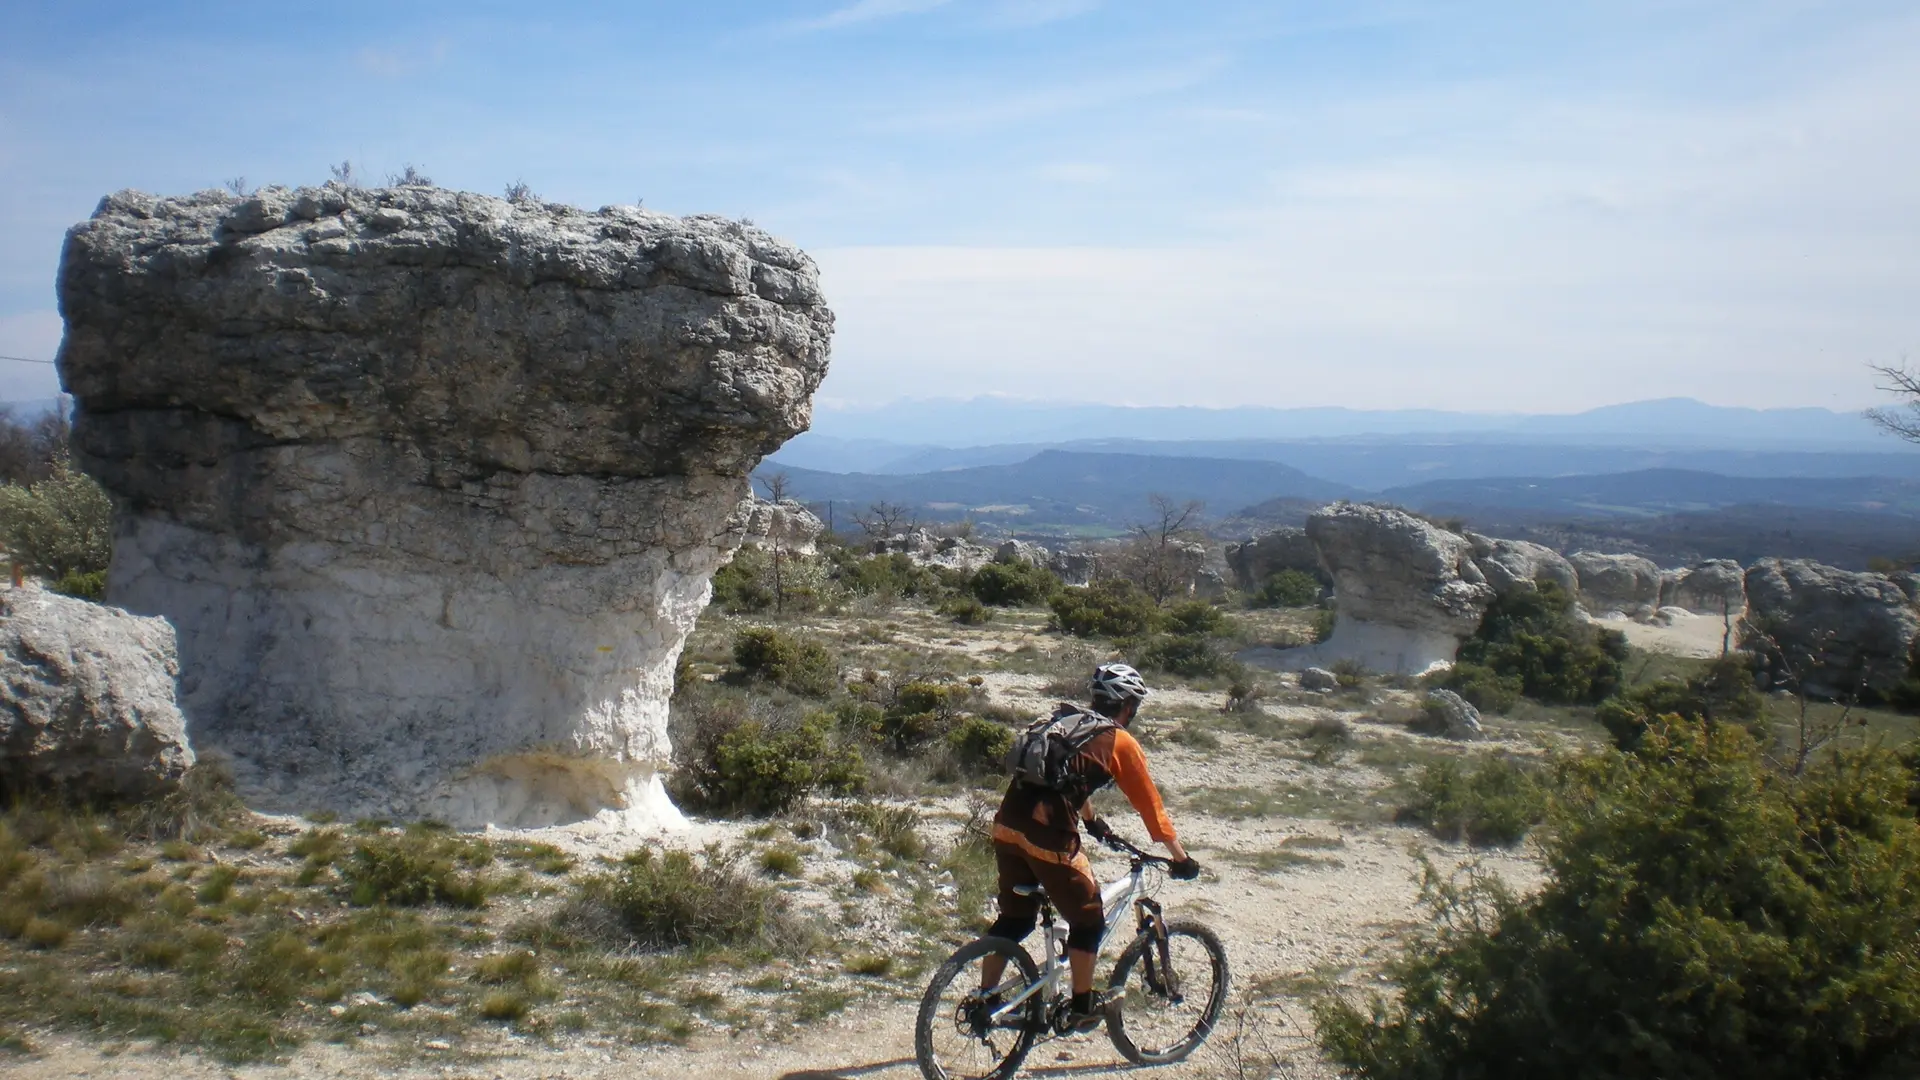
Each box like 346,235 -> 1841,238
0,355 -> 54,365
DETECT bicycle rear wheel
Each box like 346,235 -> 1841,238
915,936 -> 1044,1080
1104,919 -> 1230,1065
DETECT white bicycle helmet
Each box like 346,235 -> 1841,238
1090,662 -> 1151,705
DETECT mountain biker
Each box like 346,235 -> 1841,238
979,662 -> 1199,1034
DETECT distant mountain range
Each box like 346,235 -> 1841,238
802,396 -> 1895,451
1380,470 -> 1920,518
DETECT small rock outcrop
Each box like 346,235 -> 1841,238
58,185 -> 832,826
1569,552 -> 1663,617
1299,667 -> 1338,692
1263,504 -> 1495,676
0,587 -> 194,800
873,530 -> 996,572
1660,559 -> 1747,616
1423,688 -> 1483,740
1743,559 -> 1920,698
1225,527 -> 1324,591
1467,534 -> 1579,598
737,497 -> 824,557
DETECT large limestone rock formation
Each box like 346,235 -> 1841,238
1225,527 -> 1324,591
1259,503 -> 1495,676
1661,559 -> 1747,616
57,185 -> 831,826
1743,559 -> 1920,698
0,587 -> 194,800
1569,552 -> 1663,617
1467,534 -> 1579,599
737,497 -> 825,557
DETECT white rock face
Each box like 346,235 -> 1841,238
1569,552 -> 1663,617
1468,534 -> 1579,598
1743,558 -> 1920,698
737,497 -> 825,557
57,185 -> 831,827
1259,504 -> 1495,676
0,587 -> 194,800
1660,559 -> 1747,616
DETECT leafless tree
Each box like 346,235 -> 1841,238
853,500 -> 916,539
387,164 -> 434,187
1865,363 -> 1920,441
329,160 -> 359,187
1742,617 -> 1868,777
757,471 -> 792,503
1121,494 -> 1207,604
223,176 -> 251,196
503,180 -> 538,203
756,472 -> 794,614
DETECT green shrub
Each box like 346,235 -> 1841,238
579,847 -> 799,951
1395,757 -> 1549,847
1322,718 -> 1920,1080
877,680 -> 971,754
1313,608 -> 1337,644
340,830 -> 492,908
1049,579 -> 1160,639
1251,569 -> 1321,608
946,716 -> 1014,776
707,714 -> 866,816
711,548 -> 774,613
0,460 -> 112,579
1162,600 -> 1231,637
1446,583 -> 1626,708
1596,654 -> 1765,749
1331,657 -> 1367,689
969,560 -> 1060,607
938,596 -> 992,625
731,627 -> 841,697
1138,633 -> 1230,678
1438,662 -> 1524,713
50,568 -> 106,601
833,551 -> 945,600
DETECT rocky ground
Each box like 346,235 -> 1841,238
0,601 -> 1629,1080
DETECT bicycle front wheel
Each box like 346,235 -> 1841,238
915,936 -> 1043,1080
1103,919 -> 1230,1065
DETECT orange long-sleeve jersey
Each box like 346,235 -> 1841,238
993,722 -> 1177,852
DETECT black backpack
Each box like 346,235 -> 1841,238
1004,704 -> 1115,796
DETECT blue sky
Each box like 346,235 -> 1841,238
1,1 -> 1914,411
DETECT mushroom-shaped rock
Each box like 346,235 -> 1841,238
57,185 -> 832,827
1467,534 -> 1579,599
1743,559 -> 1920,698
1660,559 -> 1747,616
0,587 -> 194,800
1569,552 -> 1663,618
1251,503 -> 1494,676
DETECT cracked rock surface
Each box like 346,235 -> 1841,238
57,184 -> 831,826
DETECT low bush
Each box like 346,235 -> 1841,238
1331,658 -> 1367,689
946,716 -> 1014,776
340,829 -> 493,908
1438,662 -> 1523,713
1595,654 -> 1764,749
710,547 -> 774,613
1312,608 -> 1337,644
731,627 -> 841,698
1138,633 -> 1232,678
576,847 -> 801,951
968,560 -> 1059,607
832,551 -> 947,601
1049,579 -> 1160,639
0,460 -> 112,579
1323,718 -> 1920,1080
1162,600 -> 1231,637
1395,756 -> 1548,847
1250,569 -> 1321,609
678,709 -> 866,817
50,569 -> 106,601
938,596 -> 992,625
1443,583 -> 1626,709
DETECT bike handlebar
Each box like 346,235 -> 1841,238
1094,830 -> 1171,867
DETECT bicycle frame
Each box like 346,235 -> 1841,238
984,858 -> 1154,1027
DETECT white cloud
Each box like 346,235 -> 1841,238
790,0 -> 954,32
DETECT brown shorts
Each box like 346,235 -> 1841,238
993,837 -> 1103,932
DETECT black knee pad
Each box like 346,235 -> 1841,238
1066,922 -> 1104,953
987,913 -> 1037,943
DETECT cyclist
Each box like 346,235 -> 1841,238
979,662 -> 1200,1034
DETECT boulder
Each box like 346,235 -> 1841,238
996,539 -> 1052,569
1660,559 -> 1747,616
1423,688 -> 1483,740
1743,559 -> 1920,698
57,185 -> 831,827
1051,550 -> 1099,587
1225,527 -> 1324,591
0,587 -> 194,800
1255,503 -> 1495,676
1467,534 -> 1579,598
737,497 -> 824,557
1569,552 -> 1663,617
1299,667 -> 1339,692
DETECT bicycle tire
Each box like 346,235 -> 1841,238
915,936 -> 1044,1080
1103,919 -> 1230,1065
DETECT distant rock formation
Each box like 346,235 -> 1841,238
1255,503 -> 1495,676
737,497 -> 825,557
1225,527 -> 1324,591
1467,534 -> 1579,598
1743,559 -> 1920,698
1569,552 -> 1663,618
0,587 -> 194,801
996,539 -> 1099,585
58,184 -> 831,827
873,530 -> 997,572
1660,559 -> 1747,616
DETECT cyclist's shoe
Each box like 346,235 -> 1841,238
1060,992 -> 1111,1035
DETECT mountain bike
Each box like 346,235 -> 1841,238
914,830 -> 1230,1080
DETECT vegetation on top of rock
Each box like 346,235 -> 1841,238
1319,716 -> 1920,1080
